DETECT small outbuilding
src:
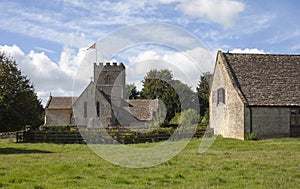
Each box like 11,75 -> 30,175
44,96 -> 75,125
210,51 -> 300,139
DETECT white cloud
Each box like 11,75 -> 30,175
34,47 -> 56,54
0,44 -> 216,107
0,0 -> 155,48
0,45 -> 92,106
230,48 -> 265,54
266,30 -> 300,45
157,0 -> 178,3
157,0 -> 245,28
126,47 -> 215,91
0,0 -> 245,52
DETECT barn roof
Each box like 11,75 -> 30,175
45,96 -> 77,109
220,51 -> 300,106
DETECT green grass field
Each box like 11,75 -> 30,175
0,137 -> 299,188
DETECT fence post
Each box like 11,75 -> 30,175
16,132 -> 19,143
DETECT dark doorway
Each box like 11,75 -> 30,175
290,108 -> 300,137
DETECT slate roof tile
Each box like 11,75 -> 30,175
45,96 -> 77,109
222,52 -> 300,106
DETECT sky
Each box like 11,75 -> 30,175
1,0 -> 300,105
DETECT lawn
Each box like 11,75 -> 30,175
0,137 -> 299,188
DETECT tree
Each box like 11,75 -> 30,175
140,69 -> 175,121
125,83 -> 139,99
196,72 -> 212,118
140,69 -> 197,123
180,108 -> 199,125
140,69 -> 173,99
0,52 -> 44,132
170,108 -> 199,125
172,80 -> 198,111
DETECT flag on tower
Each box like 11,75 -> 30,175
87,43 -> 96,50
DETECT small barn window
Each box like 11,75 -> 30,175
84,101 -> 87,118
217,87 -> 225,105
96,101 -> 100,117
105,74 -> 111,84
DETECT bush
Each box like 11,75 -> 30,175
39,125 -> 78,131
199,109 -> 209,125
245,133 -> 257,140
169,108 -> 199,125
170,113 -> 181,124
21,125 -> 206,144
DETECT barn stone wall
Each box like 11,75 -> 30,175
45,109 -> 72,125
210,53 -> 245,140
245,107 -> 290,139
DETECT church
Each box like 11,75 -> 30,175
44,62 -> 159,128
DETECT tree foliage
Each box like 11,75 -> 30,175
140,69 -> 197,122
0,52 -> 44,132
170,108 -> 199,125
180,108 -> 199,125
196,72 -> 212,118
125,83 -> 139,99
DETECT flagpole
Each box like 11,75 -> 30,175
96,42 -> 97,64
87,43 -> 97,82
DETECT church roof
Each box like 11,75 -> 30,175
125,99 -> 158,121
220,51 -> 300,106
45,96 -> 77,109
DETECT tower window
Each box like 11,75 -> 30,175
105,74 -> 111,84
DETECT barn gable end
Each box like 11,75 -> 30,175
210,51 -> 300,139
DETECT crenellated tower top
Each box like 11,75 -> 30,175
94,62 -> 125,99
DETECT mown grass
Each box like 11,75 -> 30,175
0,137 -> 299,188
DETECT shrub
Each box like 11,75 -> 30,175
199,109 -> 209,125
170,113 -> 181,124
169,109 -> 199,125
39,125 -> 78,131
245,133 -> 257,140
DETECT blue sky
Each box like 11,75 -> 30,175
0,0 -> 300,104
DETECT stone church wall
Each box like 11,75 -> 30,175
73,82 -> 118,128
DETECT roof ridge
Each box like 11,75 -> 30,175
224,51 -> 300,56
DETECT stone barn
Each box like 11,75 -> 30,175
210,51 -> 300,139
45,62 -> 159,128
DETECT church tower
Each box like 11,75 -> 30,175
94,62 -> 125,100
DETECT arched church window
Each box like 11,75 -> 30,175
84,101 -> 87,118
96,101 -> 100,117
